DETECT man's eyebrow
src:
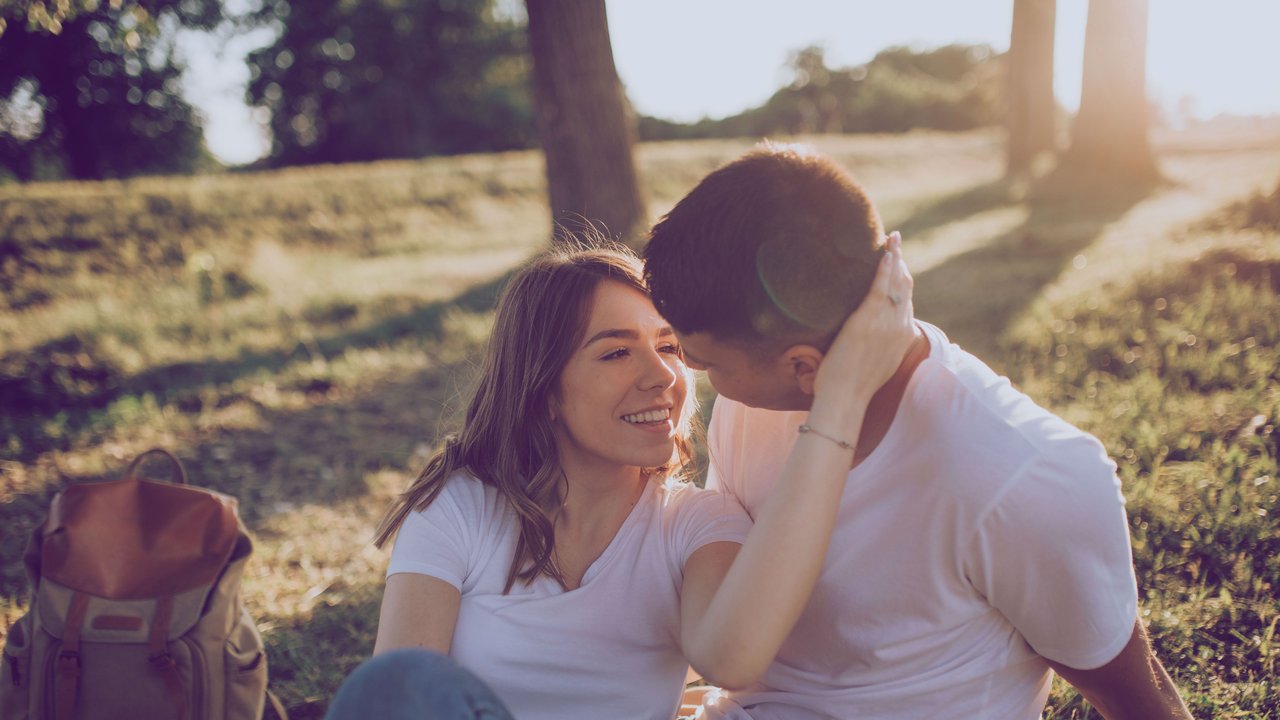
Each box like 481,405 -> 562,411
581,327 -> 675,349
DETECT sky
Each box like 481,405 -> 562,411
181,0 -> 1280,166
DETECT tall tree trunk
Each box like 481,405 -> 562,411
1005,0 -> 1057,179
1061,0 -> 1159,182
525,0 -> 647,247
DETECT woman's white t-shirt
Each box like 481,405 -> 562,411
387,472 -> 751,720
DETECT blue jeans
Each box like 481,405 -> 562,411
325,649 -> 516,720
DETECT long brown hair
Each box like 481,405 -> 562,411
374,245 -> 696,591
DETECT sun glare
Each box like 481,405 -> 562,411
1146,1 -> 1280,120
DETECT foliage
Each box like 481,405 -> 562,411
246,0 -> 533,167
638,44 -> 1002,141
1200,178 -> 1280,234
0,0 -> 227,180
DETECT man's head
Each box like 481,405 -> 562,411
644,143 -> 885,410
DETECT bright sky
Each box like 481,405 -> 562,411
182,0 -> 1280,165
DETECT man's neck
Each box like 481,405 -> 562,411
852,327 -> 930,466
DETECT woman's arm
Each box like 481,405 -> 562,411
680,233 -> 915,689
373,573 -> 462,656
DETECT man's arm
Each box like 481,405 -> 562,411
1047,619 -> 1192,720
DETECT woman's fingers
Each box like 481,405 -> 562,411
887,232 -> 912,324
875,233 -> 897,303
871,232 -> 909,332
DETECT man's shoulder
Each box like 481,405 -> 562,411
710,396 -> 808,441
907,327 -> 1112,482
711,392 -> 798,425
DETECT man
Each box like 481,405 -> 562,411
643,144 -> 1191,719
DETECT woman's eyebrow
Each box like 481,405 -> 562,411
582,328 -> 637,348
581,326 -> 675,349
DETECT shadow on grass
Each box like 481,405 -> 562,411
0,267 -> 516,600
892,179 -> 1022,241
0,268 -> 519,465
911,175 -> 1158,361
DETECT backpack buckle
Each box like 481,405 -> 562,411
149,652 -> 176,671
57,650 -> 80,676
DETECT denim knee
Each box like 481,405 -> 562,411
326,648 -> 514,720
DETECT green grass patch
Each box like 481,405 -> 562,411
1006,245 -> 1280,719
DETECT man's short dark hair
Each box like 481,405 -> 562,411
644,143 -> 885,350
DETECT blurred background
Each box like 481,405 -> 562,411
2,1 -> 1278,178
2,1 -> 1278,717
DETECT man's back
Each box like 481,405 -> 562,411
701,322 -> 1139,720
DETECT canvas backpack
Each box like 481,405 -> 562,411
1,448 -> 286,720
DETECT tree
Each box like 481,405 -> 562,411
0,1 -> 225,180
524,0 -> 646,246
246,0 -> 533,167
1060,0 -> 1159,183
1005,0 -> 1057,179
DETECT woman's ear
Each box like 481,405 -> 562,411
780,344 -> 826,396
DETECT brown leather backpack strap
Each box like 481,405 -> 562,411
147,595 -> 187,720
55,591 -> 90,720
125,448 -> 189,485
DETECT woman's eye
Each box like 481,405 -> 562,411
660,343 -> 682,356
602,348 -> 630,360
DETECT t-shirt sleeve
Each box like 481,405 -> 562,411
668,484 -> 753,567
385,474 -> 479,589
965,437 -> 1140,670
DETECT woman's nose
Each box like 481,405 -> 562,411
637,348 -> 678,390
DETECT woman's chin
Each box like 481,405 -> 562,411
623,445 -> 677,472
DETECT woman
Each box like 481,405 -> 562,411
327,238 -> 912,719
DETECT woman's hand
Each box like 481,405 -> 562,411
812,231 -> 915,412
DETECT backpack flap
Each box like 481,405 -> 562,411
40,477 -> 241,600
36,581 -> 212,644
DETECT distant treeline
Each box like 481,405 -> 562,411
0,0 -> 1003,181
638,44 -> 1002,142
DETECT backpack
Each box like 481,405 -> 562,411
1,448 -> 285,720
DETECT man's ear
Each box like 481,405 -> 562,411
779,344 -> 826,396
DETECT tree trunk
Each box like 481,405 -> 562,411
1005,0 -> 1057,179
525,0 -> 647,247
1061,0 -> 1159,182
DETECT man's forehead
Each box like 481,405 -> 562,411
675,330 -> 737,363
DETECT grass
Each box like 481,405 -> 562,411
3,123 -> 1280,718
1005,244 -> 1280,718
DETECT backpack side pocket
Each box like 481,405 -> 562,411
223,609 -> 267,720
1,614 -> 33,720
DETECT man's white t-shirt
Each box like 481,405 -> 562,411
701,322 -> 1139,720
388,472 -> 751,720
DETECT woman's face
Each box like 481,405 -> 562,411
551,280 -> 690,477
